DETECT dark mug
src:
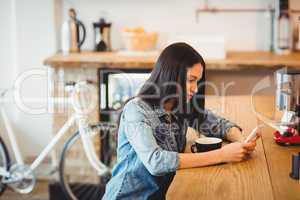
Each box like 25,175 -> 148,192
191,137 -> 222,153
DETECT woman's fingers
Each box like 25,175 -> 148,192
246,148 -> 255,154
256,132 -> 262,137
243,131 -> 261,149
246,132 -> 261,143
243,140 -> 257,154
243,141 -> 255,149
255,132 -> 262,140
238,133 -> 262,158
254,132 -> 261,142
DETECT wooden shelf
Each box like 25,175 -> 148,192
44,51 -> 300,71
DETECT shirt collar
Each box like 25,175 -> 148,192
135,97 -> 178,120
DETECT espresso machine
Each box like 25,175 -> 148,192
275,69 -> 300,180
274,68 -> 300,145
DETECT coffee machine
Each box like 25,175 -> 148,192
275,69 -> 300,180
274,68 -> 300,145
93,18 -> 112,52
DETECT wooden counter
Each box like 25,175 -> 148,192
44,50 -> 300,200
44,51 -> 300,70
167,126 -> 300,200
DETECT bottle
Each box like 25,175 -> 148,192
61,20 -> 70,55
278,11 -> 292,53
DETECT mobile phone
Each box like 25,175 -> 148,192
244,125 -> 264,143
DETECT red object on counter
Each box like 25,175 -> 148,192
273,128 -> 300,145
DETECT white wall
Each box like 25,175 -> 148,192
0,0 -> 56,158
62,0 -> 276,51
0,0 -> 15,88
0,0 -> 17,159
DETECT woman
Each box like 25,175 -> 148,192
102,43 -> 260,200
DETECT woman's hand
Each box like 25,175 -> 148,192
218,142 -> 249,162
243,133 -> 261,155
219,133 -> 261,163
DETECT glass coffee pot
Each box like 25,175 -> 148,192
93,18 -> 112,52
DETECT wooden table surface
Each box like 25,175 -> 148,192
44,51 -> 300,70
167,126 -> 300,200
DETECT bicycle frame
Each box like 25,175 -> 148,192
0,83 -> 109,179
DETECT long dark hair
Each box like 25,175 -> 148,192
117,42 -> 206,132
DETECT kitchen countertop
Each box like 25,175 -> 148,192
167,126 -> 300,200
44,51 -> 300,70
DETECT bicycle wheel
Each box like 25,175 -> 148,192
59,124 -> 113,200
0,136 -> 10,196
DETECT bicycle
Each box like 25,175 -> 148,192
0,81 -> 115,199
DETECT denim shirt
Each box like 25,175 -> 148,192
102,97 -> 242,200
